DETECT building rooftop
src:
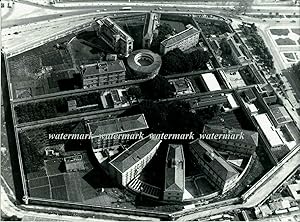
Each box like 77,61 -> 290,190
269,104 -> 292,126
189,139 -> 239,181
161,24 -> 200,48
109,135 -> 162,173
203,124 -> 259,147
243,88 -> 257,102
96,17 -> 134,42
87,114 -> 148,137
202,73 -> 222,91
254,113 -> 284,147
165,144 -> 185,192
82,60 -> 126,77
287,181 -> 300,200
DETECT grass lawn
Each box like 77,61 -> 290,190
161,20 -> 186,32
69,36 -> 103,65
8,34 -> 75,98
291,28 -> 300,35
270,29 -> 289,36
275,38 -> 297,46
283,52 -> 295,60
195,177 -> 216,194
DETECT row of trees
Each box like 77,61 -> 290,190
139,75 -> 175,100
161,48 -> 210,75
240,24 -> 274,69
15,92 -> 103,123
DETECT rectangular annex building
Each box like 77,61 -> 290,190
163,144 -> 185,202
254,113 -> 284,149
160,24 -> 200,54
109,135 -> 162,186
80,60 -> 126,88
202,124 -> 258,157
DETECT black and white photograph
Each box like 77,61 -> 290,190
1,0 -> 300,221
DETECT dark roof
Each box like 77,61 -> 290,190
161,25 -> 200,48
87,114 -> 148,136
164,144 -> 185,191
269,104 -> 292,125
243,88 -> 256,102
189,94 -> 227,109
203,124 -> 259,147
189,139 -> 238,181
109,136 -> 161,173
83,60 -> 125,77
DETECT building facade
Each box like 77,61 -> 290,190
143,13 -> 160,49
80,60 -> 126,88
160,24 -> 200,55
189,139 -> 239,193
202,124 -> 258,157
94,17 -> 134,57
163,144 -> 185,202
109,136 -> 162,186
86,114 -> 149,150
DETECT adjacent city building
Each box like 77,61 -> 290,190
160,24 -> 200,54
189,139 -> 239,193
202,124 -> 259,157
94,17 -> 134,57
109,135 -> 162,186
80,60 -> 126,88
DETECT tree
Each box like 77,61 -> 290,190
220,39 -> 232,55
140,75 -> 175,100
151,23 -> 174,53
161,48 -> 188,74
161,48 -> 210,75
128,86 -> 142,99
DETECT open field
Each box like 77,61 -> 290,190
161,20 -> 186,33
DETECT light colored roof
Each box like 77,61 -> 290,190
202,73 -> 222,91
203,124 -> 259,147
287,182 -> 300,200
161,24 -> 200,48
109,136 -> 161,173
87,114 -> 148,137
254,113 -> 284,147
189,139 -> 238,181
165,144 -> 185,192
83,60 -> 125,77
226,94 -> 239,109
96,17 -> 134,42
127,49 -> 161,75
